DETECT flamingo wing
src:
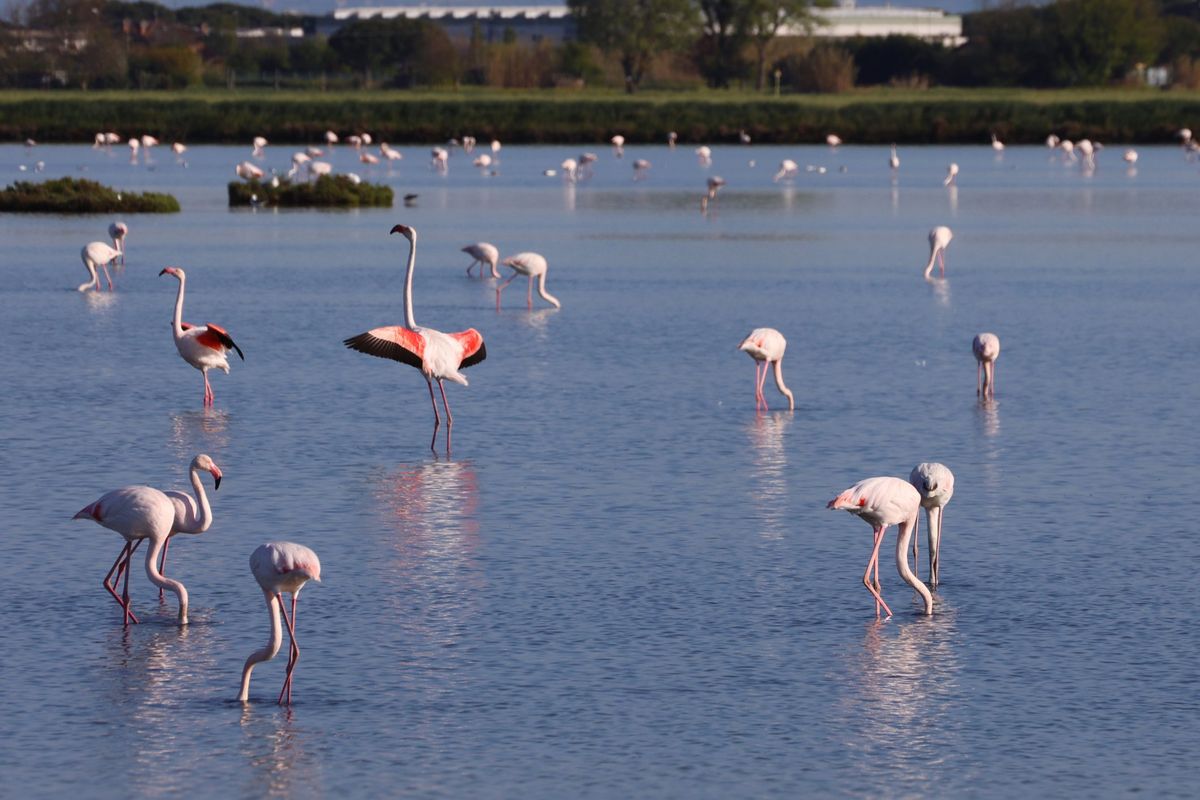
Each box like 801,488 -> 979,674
451,329 -> 487,369
202,323 -> 244,360
344,326 -> 425,370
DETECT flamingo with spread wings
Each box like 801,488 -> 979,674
160,267 -> 244,406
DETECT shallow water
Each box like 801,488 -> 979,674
1,141 -> 1198,798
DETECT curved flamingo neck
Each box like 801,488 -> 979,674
171,274 -> 186,337
923,246 -> 938,279
772,360 -> 794,410
895,514 -> 933,615
144,535 -> 189,623
401,235 -> 417,329
536,272 -> 560,308
184,463 -> 213,533
239,591 -> 283,702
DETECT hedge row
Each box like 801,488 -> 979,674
228,175 -> 393,207
0,177 -> 180,213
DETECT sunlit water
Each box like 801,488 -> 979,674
1,141 -> 1197,798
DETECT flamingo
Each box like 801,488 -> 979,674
128,138 -> 140,163
431,147 -> 449,172
145,453 -> 222,599
632,158 -> 651,180
160,267 -> 244,407
578,152 -> 598,178
827,477 -> 932,618
361,133 -> 373,146
238,542 -> 321,705
889,144 -> 900,171
1060,139 -> 1076,162
991,133 -> 1005,152
1077,139 -> 1096,169
706,175 -> 726,200
462,135 -> 476,152
473,154 -> 492,169
235,161 -> 264,180
737,328 -> 794,412
923,226 -> 953,279
325,130 -> 338,146
360,152 -> 380,165
252,136 -> 267,158
171,142 -> 187,157
973,333 -> 1000,399
309,161 -> 332,179
497,252 -> 561,310
141,135 -> 159,150
908,462 -> 954,587
491,139 -> 502,155
774,159 -> 798,182
560,158 -> 578,182
1123,149 -> 1138,164
347,134 -> 363,149
306,145 -> 324,158
944,163 -> 959,186
108,221 -> 128,264
695,146 -> 713,166
380,143 -> 403,162
463,242 -> 501,279
826,133 -> 842,147
344,224 -> 487,453
1046,134 -> 1060,149
79,242 -> 121,292
611,135 -> 625,158
739,130 -> 752,145
668,131 -> 678,147
72,463 -> 206,626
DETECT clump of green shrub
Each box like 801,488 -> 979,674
228,175 -> 393,207
0,177 -> 180,213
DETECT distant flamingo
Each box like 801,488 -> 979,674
360,152 -> 380,165
827,477 -> 932,617
325,130 -> 339,146
1123,149 -> 1138,164
491,139 -> 502,155
252,136 -> 267,158
309,161 -> 332,179
944,163 -> 959,186
79,241 -> 122,292
611,135 -> 625,158
923,226 -> 953,279
160,267 -> 244,407
108,221 -> 128,264
774,159 -> 798,181
560,158 -> 578,182
695,146 -> 713,166
172,142 -> 187,157
473,154 -> 492,169
737,328 -> 794,412
706,175 -> 726,200
141,135 -> 159,150
972,332 -> 1000,399
1046,134 -> 1060,149
668,131 -> 678,147
497,252 -> 561,310
826,133 -> 842,147
577,152 -> 598,178
380,143 -> 403,162
344,225 -> 487,453
462,242 -> 501,279
632,158 -> 651,179
431,147 -> 449,173
128,138 -> 140,163
991,133 -> 1005,152
908,462 -> 954,587
739,130 -> 752,145
235,161 -> 264,180
889,144 -> 900,170
238,542 -> 321,705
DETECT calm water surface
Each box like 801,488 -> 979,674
1,142 -> 1197,798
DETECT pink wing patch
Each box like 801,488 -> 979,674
344,326 -> 426,369
451,328 -> 486,369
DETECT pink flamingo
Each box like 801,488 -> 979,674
737,328 -> 794,411
79,242 -> 122,292
108,221 -> 128,264
463,242 -> 501,279
924,226 -> 953,279
497,253 -> 561,310
973,333 -> 1000,399
160,267 -> 244,407
153,453 -> 223,598
344,224 -> 487,453
72,461 -> 214,626
827,477 -> 932,618
909,462 -> 955,587
238,542 -> 321,705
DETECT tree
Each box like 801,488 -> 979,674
1048,0 -> 1162,86
568,0 -> 696,92
328,17 -> 458,87
695,0 -> 745,88
741,0 -> 826,91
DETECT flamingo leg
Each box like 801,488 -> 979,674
527,275 -> 534,310
930,506 -> 942,587
987,362 -> 996,398
121,539 -> 143,626
102,262 -> 113,291
276,593 -> 300,705
938,249 -> 946,277
158,537 -> 170,600
756,361 -> 770,411
437,379 -> 453,453
426,378 -> 441,452
863,525 -> 893,618
977,362 -> 983,397
104,542 -> 139,623
495,273 -> 517,311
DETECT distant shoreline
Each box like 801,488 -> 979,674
5,89 -> 1200,145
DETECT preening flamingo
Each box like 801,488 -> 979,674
497,252 -> 561,310
235,161 -> 264,180
344,224 -> 487,453
924,226 -> 953,279
944,163 -> 959,186
238,542 -> 321,705
991,133 -> 1005,152
79,242 -> 122,292
889,144 -> 900,170
108,221 -> 128,264
973,333 -> 1000,400
908,462 -> 954,587
462,242 -> 501,279
827,477 -> 932,618
72,461 -> 212,626
160,267 -> 244,407
737,328 -> 794,412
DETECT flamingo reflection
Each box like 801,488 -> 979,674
169,409 -> 230,463
240,704 -> 321,797
745,413 -> 792,540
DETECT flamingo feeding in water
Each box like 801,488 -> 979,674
889,144 -> 900,170
991,133 -> 1005,152
79,242 -> 122,292
737,328 -> 794,411
908,462 -> 954,587
238,542 -> 321,705
774,159 -> 798,182
72,460 -> 213,626
944,163 -> 959,186
462,242 -> 501,279
826,133 -> 842,147
923,226 -> 953,279
827,477 -> 932,618
160,267 -> 244,407
973,333 -> 1000,399
108,221 -> 128,264
344,224 -> 487,453
497,252 -> 561,310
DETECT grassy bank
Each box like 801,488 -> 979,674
228,175 -> 393,207
0,177 -> 180,213
5,88 -> 1200,144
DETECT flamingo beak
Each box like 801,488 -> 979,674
159,268 -> 169,276
211,466 -> 223,490
390,224 -> 409,236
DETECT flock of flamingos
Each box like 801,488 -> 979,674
69,127 -> 1042,705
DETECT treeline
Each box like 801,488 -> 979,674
4,0 -> 1200,92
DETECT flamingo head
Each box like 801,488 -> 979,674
192,454 -> 222,490
390,224 -> 415,242
159,266 -> 185,280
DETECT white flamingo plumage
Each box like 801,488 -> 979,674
737,328 -> 794,411
462,242 -> 501,279
160,267 -> 244,407
944,163 -> 959,186
908,462 -> 954,587
239,542 -> 321,705
497,252 -> 561,310
252,136 -> 267,158
827,477 -> 932,618
991,133 -> 1005,151
344,225 -> 487,453
889,144 -> 900,170
80,241 -> 121,292
973,333 -> 1000,399
924,226 -> 953,279
235,161 -> 264,180
611,135 -> 625,157
826,133 -> 842,147
1123,149 -> 1138,164
774,159 -> 798,182
380,143 -> 403,162
108,221 -> 128,263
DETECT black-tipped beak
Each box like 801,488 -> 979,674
213,475 -> 222,491
390,224 -> 405,235
159,268 -> 169,276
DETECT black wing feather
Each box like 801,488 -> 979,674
343,332 -> 423,370
461,340 -> 487,369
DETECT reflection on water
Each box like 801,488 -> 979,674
926,276 -> 951,307
83,290 -> 119,314
169,409 -> 230,463
977,399 -> 1000,439
975,399 -> 1003,490
240,705 -> 321,798
946,185 -> 959,215
745,413 -> 792,540
518,307 -> 560,338
562,182 -> 576,212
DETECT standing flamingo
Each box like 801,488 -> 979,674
737,328 -> 794,411
238,542 -> 321,705
923,226 -> 953,279
462,242 -> 501,279
108,221 -> 128,264
344,224 -> 487,453
497,253 -> 561,310
252,136 -> 267,158
973,333 -> 1000,399
991,133 -> 1005,152
160,267 -> 244,407
826,133 -> 842,147
889,144 -> 900,170
155,453 -> 223,598
827,477 -> 932,617
73,464 -> 202,626
944,163 -> 959,186
79,242 -> 122,292
611,135 -> 625,158
774,159 -> 798,182
908,462 -> 954,587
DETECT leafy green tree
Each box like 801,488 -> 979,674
742,0 -> 827,90
328,17 -> 456,87
696,0 -> 745,88
1048,0 -> 1162,86
568,0 -> 697,92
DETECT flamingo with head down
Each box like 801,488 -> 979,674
463,242 -> 501,279
497,253 -> 561,310
924,226 -> 953,279
737,328 -> 794,411
79,242 -> 122,292
108,221 -> 128,263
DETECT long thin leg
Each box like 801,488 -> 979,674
977,362 -> 983,397
466,259 -> 476,277
758,361 -> 771,410
863,526 -> 893,618
104,542 -> 137,621
495,274 -> 517,311
437,379 -> 453,453
988,362 -> 996,398
426,378 -> 440,452
203,371 -> 213,406
277,593 -> 300,705
121,540 -> 143,626
930,506 -> 942,587
102,263 -> 113,291
527,276 -> 534,310
939,249 -> 946,277
912,516 -> 920,581
158,537 -> 170,600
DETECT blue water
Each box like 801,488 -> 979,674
1,141 -> 1197,798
